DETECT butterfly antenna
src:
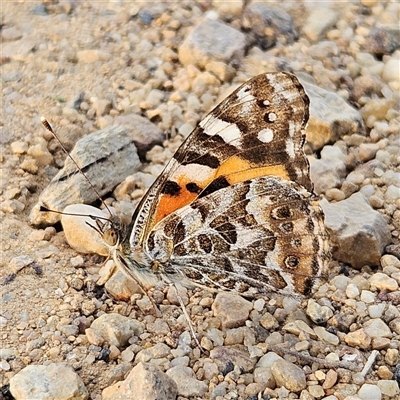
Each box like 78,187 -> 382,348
40,116 -> 113,216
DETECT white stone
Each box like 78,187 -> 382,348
368,303 -> 386,319
314,326 -> 339,345
360,290 -> 375,303
303,7 -> 339,42
10,140 -> 28,154
370,272 -> 398,291
363,318 -> 392,339
88,313 -> 144,347
256,352 -> 283,368
346,283 -> 360,299
377,380 -> 400,397
253,298 -> 265,312
103,362 -> 177,399
358,383 -> 381,400
166,365 -> 208,398
385,185 -> 400,203
61,204 -> 110,256
382,58 -> 400,84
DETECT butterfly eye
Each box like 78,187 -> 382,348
103,228 -> 119,246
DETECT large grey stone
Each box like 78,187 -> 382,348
102,362 -> 178,400
10,363 -> 88,400
30,125 -> 141,226
178,19 -> 246,68
242,4 -> 297,50
299,76 -> 364,150
321,193 -> 391,269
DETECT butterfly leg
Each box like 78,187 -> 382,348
131,279 -> 162,318
115,255 -> 162,317
166,281 -> 206,354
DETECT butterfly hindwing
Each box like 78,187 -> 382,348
144,176 -> 329,297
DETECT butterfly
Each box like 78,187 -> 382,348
92,72 -> 330,299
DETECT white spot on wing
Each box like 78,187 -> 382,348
288,121 -> 295,137
267,112 -> 277,122
218,120 -> 242,143
199,113 -> 213,134
237,84 -> 254,101
268,73 -> 285,96
295,167 -> 305,179
237,84 -> 255,117
200,116 -> 242,143
257,128 -> 274,143
268,73 -> 297,104
175,164 -> 214,182
286,139 -> 295,159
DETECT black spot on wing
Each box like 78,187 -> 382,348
174,243 -> 188,256
240,133 -> 288,165
183,268 -> 203,281
257,99 -> 269,108
312,236 -> 321,252
284,255 -> 299,270
235,120 -> 249,134
162,181 -> 181,196
210,216 -> 237,245
198,234 -> 212,254
199,176 -> 230,198
307,217 -> 315,230
181,151 -> 220,169
186,182 -> 202,194
302,277 -> 314,297
263,112 -> 276,123
222,257 -> 234,273
216,222 -> 237,245
147,231 -> 155,251
177,125 -> 241,168
190,202 -> 210,223
280,222 -> 294,233
163,218 -> 178,237
271,205 -> 292,220
173,220 -> 186,245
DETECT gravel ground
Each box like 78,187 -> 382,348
1,1 -> 400,399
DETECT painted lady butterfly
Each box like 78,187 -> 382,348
95,72 -> 330,298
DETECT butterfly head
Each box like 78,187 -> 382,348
102,224 -> 120,248
85,214 -> 128,253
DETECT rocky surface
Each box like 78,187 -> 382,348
1,1 -> 399,400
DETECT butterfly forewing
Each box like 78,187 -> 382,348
130,72 -> 312,250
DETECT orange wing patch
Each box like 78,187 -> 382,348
154,163 -> 215,224
154,157 -> 291,225
216,156 -> 290,185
